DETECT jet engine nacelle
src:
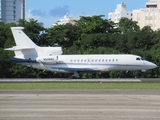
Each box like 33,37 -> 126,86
36,56 -> 58,64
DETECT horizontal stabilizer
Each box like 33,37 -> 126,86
5,46 -> 34,51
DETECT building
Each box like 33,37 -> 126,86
133,0 -> 160,30
52,14 -> 79,27
108,2 -> 132,23
0,0 -> 25,24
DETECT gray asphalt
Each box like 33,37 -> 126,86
0,90 -> 160,120
0,78 -> 160,83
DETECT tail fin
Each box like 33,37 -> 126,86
5,27 -> 63,60
5,27 -> 38,59
11,27 -> 37,47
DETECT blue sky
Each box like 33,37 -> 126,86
26,0 -> 148,28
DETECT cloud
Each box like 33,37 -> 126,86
30,9 -> 47,17
26,9 -> 60,28
25,6 -> 70,28
26,9 -> 41,20
49,5 -> 69,17
27,5 -> 69,18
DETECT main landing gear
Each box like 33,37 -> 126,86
70,71 -> 80,78
133,71 -> 138,78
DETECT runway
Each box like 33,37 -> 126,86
0,90 -> 160,120
0,78 -> 160,83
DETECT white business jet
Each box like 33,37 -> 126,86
5,27 -> 157,77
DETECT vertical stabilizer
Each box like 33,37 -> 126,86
11,27 -> 37,47
5,27 -> 63,60
5,27 -> 38,59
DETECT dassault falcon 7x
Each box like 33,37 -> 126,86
5,27 -> 157,77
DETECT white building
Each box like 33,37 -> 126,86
133,0 -> 160,30
52,14 -> 79,27
0,0 -> 25,24
108,2 -> 132,23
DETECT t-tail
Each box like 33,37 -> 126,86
5,27 -> 62,61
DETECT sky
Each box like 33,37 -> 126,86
26,0 -> 148,28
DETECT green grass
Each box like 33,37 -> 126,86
0,83 -> 160,90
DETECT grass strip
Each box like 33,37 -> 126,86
0,83 -> 160,90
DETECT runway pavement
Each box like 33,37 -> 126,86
0,78 -> 160,83
0,90 -> 160,120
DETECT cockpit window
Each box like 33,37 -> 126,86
141,58 -> 145,60
136,58 -> 141,60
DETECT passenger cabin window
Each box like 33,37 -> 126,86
70,58 -> 119,63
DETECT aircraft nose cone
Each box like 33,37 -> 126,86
144,61 -> 157,69
149,62 -> 157,69
152,63 -> 158,69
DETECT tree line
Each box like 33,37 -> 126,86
0,15 -> 159,78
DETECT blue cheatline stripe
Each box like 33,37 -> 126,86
51,67 -> 94,71
11,57 -> 37,63
11,57 -> 28,63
